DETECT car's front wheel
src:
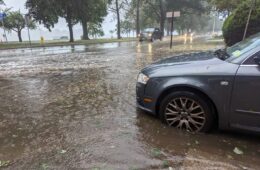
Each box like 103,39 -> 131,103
159,91 -> 215,133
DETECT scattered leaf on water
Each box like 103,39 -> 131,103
60,150 -> 67,154
41,163 -> 49,170
109,145 -> 116,149
162,160 -> 169,168
92,167 -> 101,170
227,155 -> 233,159
241,166 -> 248,170
0,160 -> 10,167
151,148 -> 162,157
12,134 -> 18,138
233,147 -> 243,155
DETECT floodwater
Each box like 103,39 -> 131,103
0,39 -> 259,170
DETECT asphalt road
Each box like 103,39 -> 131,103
0,39 -> 259,170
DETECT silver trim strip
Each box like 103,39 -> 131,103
236,109 -> 260,116
240,65 -> 259,67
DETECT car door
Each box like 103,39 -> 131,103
229,50 -> 260,132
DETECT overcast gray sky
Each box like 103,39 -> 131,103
1,0 -> 116,41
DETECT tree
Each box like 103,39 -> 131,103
26,0 -> 60,31
174,12 -> 212,35
26,0 -> 78,42
223,0 -> 260,46
121,20 -> 133,37
208,0 -> 244,16
139,0 -> 207,35
0,11 -> 36,42
136,0 -> 141,36
87,22 -> 104,38
75,0 -> 107,40
127,0 -> 141,36
109,0 -> 127,39
27,0 -> 108,42
109,30 -> 115,38
142,0 -> 165,35
57,0 -> 79,42
166,0 -> 209,34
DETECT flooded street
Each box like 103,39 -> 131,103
0,40 -> 259,170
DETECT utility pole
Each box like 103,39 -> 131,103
166,11 -> 180,49
243,0 -> 256,40
25,14 -> 32,48
2,19 -> 7,42
170,11 -> 174,49
0,10 -> 8,43
212,12 -> 216,34
136,0 -> 140,37
212,7 -> 217,35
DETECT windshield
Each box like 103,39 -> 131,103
225,33 -> 260,62
144,28 -> 154,32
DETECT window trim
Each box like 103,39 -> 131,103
241,50 -> 260,66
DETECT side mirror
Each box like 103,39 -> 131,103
254,56 -> 260,65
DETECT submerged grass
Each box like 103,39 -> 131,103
0,38 -> 137,50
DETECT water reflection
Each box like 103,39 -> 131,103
135,42 -> 155,69
148,43 -> 153,54
70,45 -> 75,53
183,34 -> 193,45
136,43 -> 141,53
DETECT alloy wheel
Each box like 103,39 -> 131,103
164,97 -> 206,132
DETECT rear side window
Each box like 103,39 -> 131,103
243,51 -> 260,65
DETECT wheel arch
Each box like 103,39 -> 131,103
155,85 -> 219,126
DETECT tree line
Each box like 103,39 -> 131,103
0,0 -> 257,43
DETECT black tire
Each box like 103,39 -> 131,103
159,91 -> 215,133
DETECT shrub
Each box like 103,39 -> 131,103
223,1 -> 260,46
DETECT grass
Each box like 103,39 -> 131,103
0,37 -> 137,50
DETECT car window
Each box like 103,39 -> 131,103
243,51 -> 260,65
144,28 -> 154,32
226,33 -> 260,63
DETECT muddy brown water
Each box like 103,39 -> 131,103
0,40 -> 259,170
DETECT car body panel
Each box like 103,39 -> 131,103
137,76 -> 236,129
142,53 -> 238,78
229,65 -> 260,132
136,52 -> 240,129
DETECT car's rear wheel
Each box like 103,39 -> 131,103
159,91 -> 214,133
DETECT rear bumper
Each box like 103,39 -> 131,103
139,36 -> 152,41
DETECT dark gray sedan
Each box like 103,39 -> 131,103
136,33 -> 260,133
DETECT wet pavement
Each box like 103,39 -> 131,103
0,39 -> 259,170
